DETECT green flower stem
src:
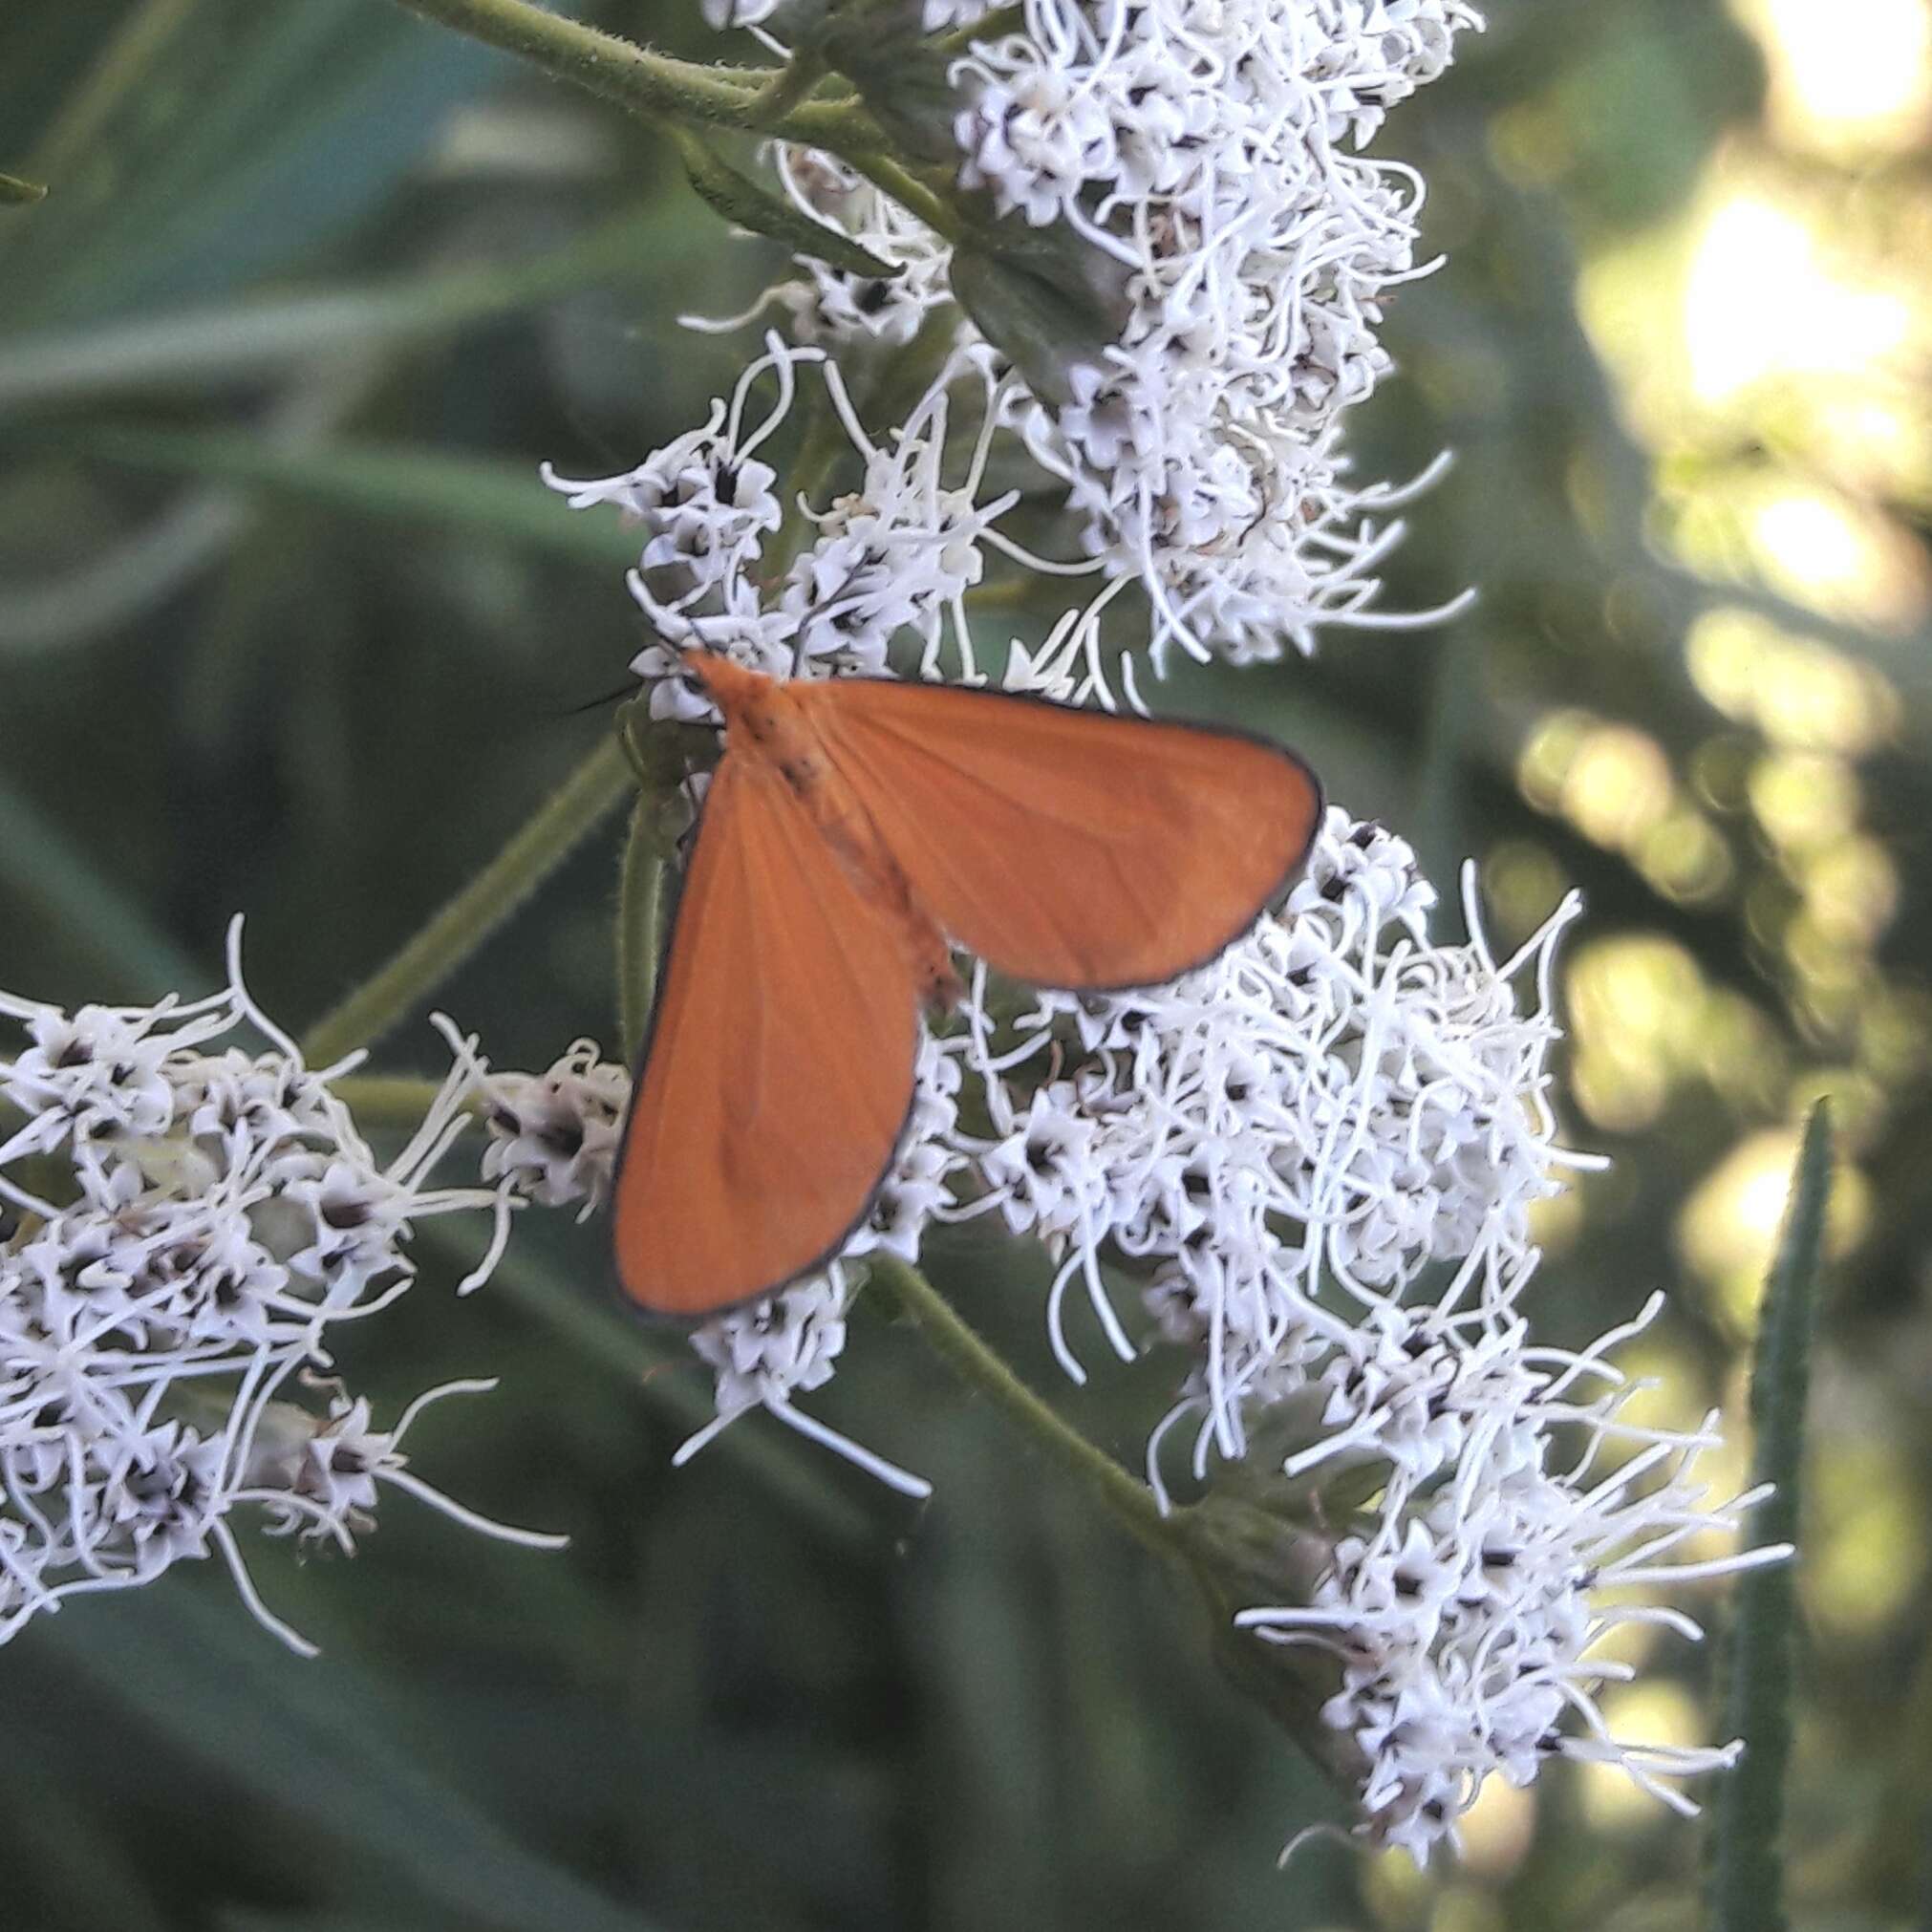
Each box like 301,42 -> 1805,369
938,4 -> 1022,48
1,172 -> 48,205
329,1074 -> 480,1131
742,48 -> 829,127
615,798 -> 667,1064
300,736 -> 633,1068
388,0 -> 867,148
845,153 -> 963,241
867,1255 -> 1181,1557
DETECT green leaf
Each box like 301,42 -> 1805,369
816,5 -> 963,164
63,426 -> 647,569
677,131 -> 899,281
0,204 -> 680,413
0,766 -> 204,997
29,1585 -> 658,1932
0,0 -> 498,328
0,1750 -> 171,1932
1705,1104 -> 1833,1932
947,222 -> 1129,406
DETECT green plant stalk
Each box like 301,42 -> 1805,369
1706,1103 -> 1833,1932
841,152 -> 964,241
867,1255 -> 1180,1557
614,800 -> 667,1064
387,0 -> 865,147
742,47 -> 828,125
301,737 -> 633,1068
328,1074 -> 479,1131
1,172 -> 48,205
937,3 -> 1022,48
5,0 -> 197,206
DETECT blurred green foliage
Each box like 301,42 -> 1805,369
1,0 -> 1927,1926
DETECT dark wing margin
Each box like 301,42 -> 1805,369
611,758 -> 920,1319
807,678 -> 1322,992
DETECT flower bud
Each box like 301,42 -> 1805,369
1170,1492 -> 1372,1794
948,223 -> 1130,406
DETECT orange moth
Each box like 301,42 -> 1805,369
612,649 -> 1322,1319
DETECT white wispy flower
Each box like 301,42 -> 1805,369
674,1266 -> 933,1498
474,1027 -> 963,1497
948,0 -> 1484,661
949,802 -> 1590,1457
0,924 -> 559,1655
689,148 -> 960,350
546,333 -> 1094,706
477,1037 -> 630,1217
1233,1291 -> 1790,1861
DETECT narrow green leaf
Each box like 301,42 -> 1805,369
677,132 -> 898,281
2,0 -> 498,327
1705,1103 -> 1833,1932
0,205 -> 678,412
0,767 -> 204,997
64,427 -> 645,569
0,1752 -> 171,1932
30,1586 -> 656,1932
0,170 -> 47,204
947,223 -> 1129,406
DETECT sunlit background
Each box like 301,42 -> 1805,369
1,1 -> 1928,1926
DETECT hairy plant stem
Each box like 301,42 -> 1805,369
867,1255 -> 1183,1559
615,799 -> 668,1064
388,0 -> 870,149
300,736 -> 632,1067
843,153 -> 964,241
938,3 -> 1023,48
328,1074 -> 478,1130
742,48 -> 828,126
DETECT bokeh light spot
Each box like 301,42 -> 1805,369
1804,1440 -> 1929,1636
1739,0 -> 1932,153
1679,1127 -> 1870,1321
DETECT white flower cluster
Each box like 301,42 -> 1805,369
691,0 -> 1479,664
701,148 -> 959,350
955,0 -> 1481,660
474,805 -> 1565,1464
545,335 -> 1085,714
1235,1295 -> 1788,1860
959,807 -> 1585,1456
475,804 -> 1570,1485
0,926 -> 555,1654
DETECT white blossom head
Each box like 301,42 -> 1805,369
547,334 -> 1095,708
0,923 -> 557,1654
949,0 -> 1484,660
1223,1290 -> 1790,1861
946,802 -> 1589,1457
